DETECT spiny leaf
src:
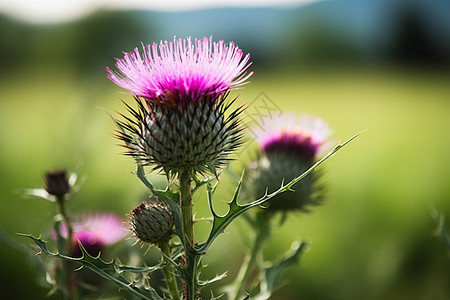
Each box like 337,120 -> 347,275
197,176 -> 243,254
198,131 -> 362,254
260,241 -> 309,297
198,271 -> 228,286
18,234 -> 165,300
193,175 -> 215,193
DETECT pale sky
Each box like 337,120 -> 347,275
1,0 -> 320,23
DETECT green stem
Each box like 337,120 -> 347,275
54,221 -> 70,300
179,170 -> 196,299
57,197 -> 73,247
183,252 -> 199,300
179,170 -> 194,246
160,241 -> 181,300
56,196 -> 75,300
232,212 -> 271,300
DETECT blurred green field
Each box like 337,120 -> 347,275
1,65 -> 449,299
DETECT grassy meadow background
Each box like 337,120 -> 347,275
1,1 -> 450,299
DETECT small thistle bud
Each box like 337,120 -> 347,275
131,200 -> 174,245
44,170 -> 70,198
244,113 -> 332,212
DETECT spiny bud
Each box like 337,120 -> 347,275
131,200 -> 174,245
246,154 -> 323,212
44,170 -> 70,198
244,113 -> 332,212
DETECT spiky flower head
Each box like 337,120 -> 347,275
108,37 -> 252,176
130,200 -> 174,245
245,113 -> 332,212
59,213 -> 128,257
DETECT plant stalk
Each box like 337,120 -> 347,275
160,241 -> 181,300
179,171 -> 194,246
232,212 -> 271,300
57,196 -> 73,247
179,170 -> 196,299
56,196 -> 76,300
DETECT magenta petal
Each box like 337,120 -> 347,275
256,113 -> 333,160
54,212 -> 128,257
107,37 -> 253,104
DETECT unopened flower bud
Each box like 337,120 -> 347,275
131,200 -> 174,245
44,170 -> 70,198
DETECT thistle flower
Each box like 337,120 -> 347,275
257,114 -> 332,163
107,37 -> 252,176
245,113 -> 333,212
59,213 -> 128,257
130,200 -> 174,245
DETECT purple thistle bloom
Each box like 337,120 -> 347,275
109,37 -> 252,176
245,113 -> 333,212
107,37 -> 253,106
256,113 -> 332,162
59,213 -> 128,257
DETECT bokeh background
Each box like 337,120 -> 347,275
1,0 -> 449,299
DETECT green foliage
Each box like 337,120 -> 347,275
431,208 -> 450,250
19,234 -> 165,300
2,66 -> 449,299
259,241 -> 309,299
18,131 -> 359,299
199,131 -> 362,253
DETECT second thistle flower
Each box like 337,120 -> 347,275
108,37 -> 253,177
244,113 -> 333,212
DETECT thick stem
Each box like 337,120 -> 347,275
232,212 -> 271,300
160,241 -> 181,300
179,170 -> 194,246
179,170 -> 196,299
183,252 -> 199,300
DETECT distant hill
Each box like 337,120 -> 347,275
1,0 -> 449,74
